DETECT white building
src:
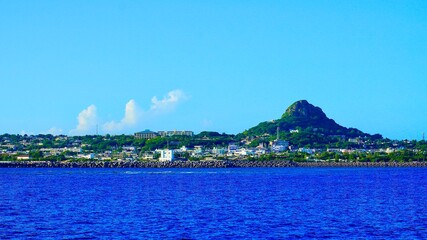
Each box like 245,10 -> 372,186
157,130 -> 194,137
212,147 -> 227,156
298,148 -> 315,154
134,130 -> 159,140
77,153 -> 95,159
159,149 -> 175,162
255,149 -> 267,155
228,143 -> 238,153
271,140 -> 289,152
234,148 -> 254,156
17,155 -> 30,160
179,146 -> 188,152
193,146 -> 203,155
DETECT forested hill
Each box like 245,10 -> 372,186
239,100 -> 382,144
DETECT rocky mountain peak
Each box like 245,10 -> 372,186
281,100 -> 327,120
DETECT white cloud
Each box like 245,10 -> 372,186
103,99 -> 140,132
70,105 -> 97,135
85,89 -> 189,134
150,89 -> 188,113
45,127 -> 63,135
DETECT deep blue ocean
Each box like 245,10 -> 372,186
0,168 -> 426,239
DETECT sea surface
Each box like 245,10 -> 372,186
0,168 -> 426,239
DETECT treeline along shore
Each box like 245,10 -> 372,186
0,160 -> 426,168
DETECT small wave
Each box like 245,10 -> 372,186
146,171 -> 173,174
179,171 -> 218,174
124,171 -> 142,174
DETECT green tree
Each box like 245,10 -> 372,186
29,150 -> 43,159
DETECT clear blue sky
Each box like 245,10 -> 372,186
1,1 -> 426,140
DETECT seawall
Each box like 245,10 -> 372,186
0,160 -> 426,168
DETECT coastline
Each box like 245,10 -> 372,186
0,160 -> 426,168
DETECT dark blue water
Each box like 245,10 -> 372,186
0,168 -> 426,239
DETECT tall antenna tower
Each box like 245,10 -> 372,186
423,132 -> 425,141
277,126 -> 280,140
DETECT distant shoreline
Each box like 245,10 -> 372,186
0,160 -> 426,168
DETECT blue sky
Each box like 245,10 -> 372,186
0,1 -> 426,140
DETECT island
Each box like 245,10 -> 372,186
1,100 -> 426,167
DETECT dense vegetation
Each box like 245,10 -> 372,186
1,100 -> 426,162
1,132 -> 426,162
0,132 -> 235,154
237,100 -> 383,148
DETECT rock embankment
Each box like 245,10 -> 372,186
0,160 -> 228,168
292,161 -> 427,167
0,160 -> 426,168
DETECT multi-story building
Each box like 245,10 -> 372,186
212,147 -> 227,156
134,130 -> 159,140
158,149 -> 175,162
271,140 -> 289,152
228,143 -> 238,153
157,130 -> 194,137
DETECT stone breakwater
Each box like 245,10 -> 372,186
0,160 -> 426,168
293,161 -> 427,168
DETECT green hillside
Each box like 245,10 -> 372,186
239,100 -> 382,147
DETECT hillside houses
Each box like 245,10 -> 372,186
0,131 -> 424,162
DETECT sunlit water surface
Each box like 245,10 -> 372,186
1,168 -> 426,239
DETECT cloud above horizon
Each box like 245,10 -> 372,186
103,99 -> 140,132
70,105 -> 97,135
97,89 -> 189,134
45,127 -> 63,135
150,89 -> 188,113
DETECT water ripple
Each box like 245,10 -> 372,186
0,168 -> 426,238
